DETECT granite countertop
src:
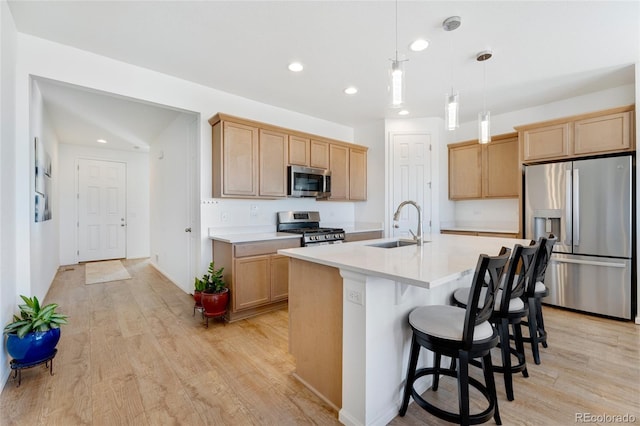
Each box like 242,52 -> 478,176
278,233 -> 532,289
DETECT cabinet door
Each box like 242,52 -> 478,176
234,256 -> 270,310
288,135 -> 310,166
222,121 -> 259,196
259,129 -> 287,197
574,111 -> 631,155
349,148 -> 367,201
521,123 -> 570,162
329,144 -> 349,200
448,143 -> 481,200
270,255 -> 289,302
310,139 -> 329,169
483,136 -> 519,198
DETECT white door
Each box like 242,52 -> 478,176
77,159 -> 127,262
390,132 -> 432,238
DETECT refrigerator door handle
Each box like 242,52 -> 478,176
565,169 -> 572,246
573,168 -> 579,247
550,257 -> 627,268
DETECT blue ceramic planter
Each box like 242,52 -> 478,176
6,328 -> 61,363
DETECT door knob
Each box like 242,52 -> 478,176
185,227 -> 192,232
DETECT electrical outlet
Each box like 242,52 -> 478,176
347,289 -> 363,305
221,212 -> 229,222
250,204 -> 258,217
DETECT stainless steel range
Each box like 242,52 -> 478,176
277,211 -> 345,246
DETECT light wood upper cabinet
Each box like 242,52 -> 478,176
259,128 -> 288,197
521,123 -> 570,162
213,120 -> 259,197
448,133 -> 519,200
288,135 -> 310,166
349,148 -> 367,201
210,113 -> 368,201
483,135 -> 519,198
310,139 -> 329,169
517,105 -> 635,163
448,143 -> 482,200
329,144 -> 349,200
574,111 -> 631,155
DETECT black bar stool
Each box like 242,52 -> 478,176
399,251 -> 510,425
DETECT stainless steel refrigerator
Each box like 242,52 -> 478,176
524,155 -> 633,319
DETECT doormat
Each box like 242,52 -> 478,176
85,260 -> 131,285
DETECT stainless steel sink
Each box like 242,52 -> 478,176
366,239 -> 418,248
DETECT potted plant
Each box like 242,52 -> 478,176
199,262 -> 229,324
3,295 -> 68,364
193,276 -> 206,315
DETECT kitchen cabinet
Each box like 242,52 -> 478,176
448,132 -> 518,200
328,144 -> 368,201
258,128 -> 288,197
209,113 -> 368,200
213,120 -> 259,197
213,238 -> 299,322
310,139 -> 329,169
329,144 -> 349,200
518,105 -> 634,163
288,135 -> 310,166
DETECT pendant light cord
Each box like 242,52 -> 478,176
482,60 -> 487,113
395,0 -> 399,62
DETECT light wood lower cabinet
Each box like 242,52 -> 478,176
213,239 -> 299,322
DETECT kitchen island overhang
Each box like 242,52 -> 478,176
279,234 -> 532,426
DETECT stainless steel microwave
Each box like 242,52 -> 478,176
288,165 -> 331,198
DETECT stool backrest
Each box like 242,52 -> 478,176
535,234 -> 556,284
498,243 -> 539,315
463,252 -> 510,347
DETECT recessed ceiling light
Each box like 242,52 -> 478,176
288,62 -> 304,72
344,87 -> 358,95
398,110 -> 409,116
97,139 -> 107,144
409,39 -> 430,52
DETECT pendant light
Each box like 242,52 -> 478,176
443,16 -> 461,131
389,0 -> 406,108
477,50 -> 492,144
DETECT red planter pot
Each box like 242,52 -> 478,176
201,288 -> 229,318
193,290 -> 203,307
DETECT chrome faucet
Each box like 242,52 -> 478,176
393,200 -> 423,246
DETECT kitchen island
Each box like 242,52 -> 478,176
279,233 -> 531,426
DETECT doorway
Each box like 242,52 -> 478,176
389,132 -> 433,238
77,159 -> 127,262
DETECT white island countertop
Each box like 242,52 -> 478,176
279,233 -> 531,289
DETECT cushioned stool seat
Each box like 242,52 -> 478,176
399,252 -> 510,425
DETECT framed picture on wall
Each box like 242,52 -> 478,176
34,136 -> 52,222
35,137 -> 45,194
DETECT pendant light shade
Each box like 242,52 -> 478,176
391,59 -> 405,107
445,91 -> 459,131
478,111 -> 491,144
477,50 -> 492,144
443,16 -> 461,131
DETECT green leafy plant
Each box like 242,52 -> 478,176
3,295 -> 68,339
201,262 -> 226,294
194,276 -> 206,292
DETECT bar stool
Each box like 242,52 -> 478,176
523,235 -> 556,364
452,243 -> 540,401
399,251 -> 510,425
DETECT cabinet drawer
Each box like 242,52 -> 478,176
234,238 -> 301,257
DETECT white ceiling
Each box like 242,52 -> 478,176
8,1 -> 640,150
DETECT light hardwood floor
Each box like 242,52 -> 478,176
1,259 -> 638,425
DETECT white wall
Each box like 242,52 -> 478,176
353,120 -> 385,225
0,0 -> 19,387
29,80 -> 60,300
58,144 -> 151,265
